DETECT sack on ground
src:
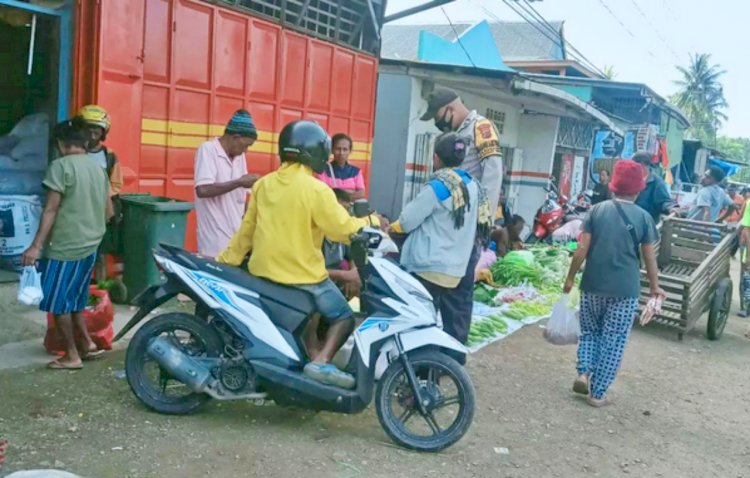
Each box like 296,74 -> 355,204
543,294 -> 579,345
9,113 -> 49,139
45,287 -> 115,354
0,195 -> 43,256
552,219 -> 583,243
0,172 -> 45,196
17,266 -> 43,306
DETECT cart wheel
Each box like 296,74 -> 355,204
707,277 -> 732,341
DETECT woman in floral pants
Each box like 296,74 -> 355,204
564,160 -> 664,407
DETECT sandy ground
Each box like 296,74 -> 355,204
1,269 -> 749,477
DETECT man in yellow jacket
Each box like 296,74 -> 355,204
217,121 -> 375,389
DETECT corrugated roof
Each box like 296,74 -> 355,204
524,73 -> 691,127
381,21 -> 565,62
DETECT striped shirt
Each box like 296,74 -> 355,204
316,162 -> 365,191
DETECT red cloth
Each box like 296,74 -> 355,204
654,137 -> 670,168
609,160 -> 646,196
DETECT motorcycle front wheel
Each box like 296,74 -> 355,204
125,312 -> 223,415
375,349 -> 475,452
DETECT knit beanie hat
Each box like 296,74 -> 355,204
225,109 -> 257,138
609,159 -> 646,196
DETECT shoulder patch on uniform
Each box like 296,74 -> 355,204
474,118 -> 501,161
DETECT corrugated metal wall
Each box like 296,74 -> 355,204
78,0 -> 378,250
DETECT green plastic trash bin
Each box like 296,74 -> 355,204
120,194 -> 194,302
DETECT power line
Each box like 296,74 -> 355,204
440,6 -> 480,69
594,0 -> 658,60
513,0 -> 608,77
490,0 -> 608,78
660,0 -> 678,18
502,0 -> 604,76
624,0 -> 681,62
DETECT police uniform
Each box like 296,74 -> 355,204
455,110 -> 504,212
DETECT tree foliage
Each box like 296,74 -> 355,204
717,136 -> 750,164
602,65 -> 616,79
672,53 -> 728,145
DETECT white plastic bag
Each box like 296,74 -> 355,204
543,294 -> 579,345
17,266 -> 43,306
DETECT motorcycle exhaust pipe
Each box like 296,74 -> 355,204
146,336 -> 212,393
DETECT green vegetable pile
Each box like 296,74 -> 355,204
508,300 -> 552,318
528,245 -> 572,288
490,246 -> 572,290
473,283 -> 498,305
467,314 -> 508,346
490,251 -> 544,287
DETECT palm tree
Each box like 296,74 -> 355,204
602,65 -> 616,79
673,53 -> 728,144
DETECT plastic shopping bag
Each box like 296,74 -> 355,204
17,266 -> 43,306
543,294 -> 579,345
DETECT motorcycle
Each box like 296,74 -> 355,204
114,205 -> 475,452
526,179 -> 583,243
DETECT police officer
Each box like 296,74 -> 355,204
419,87 -> 504,361
420,86 -> 504,212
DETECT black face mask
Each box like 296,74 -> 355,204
434,110 -> 454,132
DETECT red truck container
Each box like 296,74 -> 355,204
70,0 -> 380,251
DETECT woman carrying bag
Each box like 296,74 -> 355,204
563,160 -> 664,407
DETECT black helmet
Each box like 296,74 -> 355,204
278,121 -> 331,174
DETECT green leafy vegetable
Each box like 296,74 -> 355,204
473,283 -> 498,305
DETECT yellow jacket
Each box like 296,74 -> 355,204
217,162 -> 370,285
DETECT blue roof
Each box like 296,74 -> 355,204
417,21 -> 515,72
382,21 -> 565,63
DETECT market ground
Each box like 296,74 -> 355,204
1,267 -> 749,478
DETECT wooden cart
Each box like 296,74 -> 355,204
640,217 -> 733,340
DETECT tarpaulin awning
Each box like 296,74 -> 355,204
709,157 -> 741,177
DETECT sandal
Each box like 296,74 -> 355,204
47,359 -> 83,370
81,349 -> 105,361
587,395 -> 612,408
573,375 -> 589,395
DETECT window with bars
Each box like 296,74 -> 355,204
556,117 -> 595,151
215,0 -> 384,54
485,108 -> 506,135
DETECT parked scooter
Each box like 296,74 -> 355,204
114,203 -> 475,452
526,179 -> 582,243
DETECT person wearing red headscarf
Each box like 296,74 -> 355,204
563,160 -> 664,407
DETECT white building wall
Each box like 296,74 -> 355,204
457,90 -> 521,149
371,70 -> 559,222
513,114 -> 560,223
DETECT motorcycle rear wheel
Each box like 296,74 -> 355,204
375,349 -> 475,452
125,312 -> 223,415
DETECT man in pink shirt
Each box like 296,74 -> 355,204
194,109 -> 259,258
315,133 -> 366,199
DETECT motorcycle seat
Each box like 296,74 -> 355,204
171,248 -> 317,315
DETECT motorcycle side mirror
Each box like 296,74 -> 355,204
352,199 -> 371,218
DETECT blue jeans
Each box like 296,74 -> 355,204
295,279 -> 353,324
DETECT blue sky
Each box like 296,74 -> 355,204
386,0 -> 748,138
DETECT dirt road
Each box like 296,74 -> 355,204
1,307 -> 749,478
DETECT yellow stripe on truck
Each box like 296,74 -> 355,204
140,118 -> 371,161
